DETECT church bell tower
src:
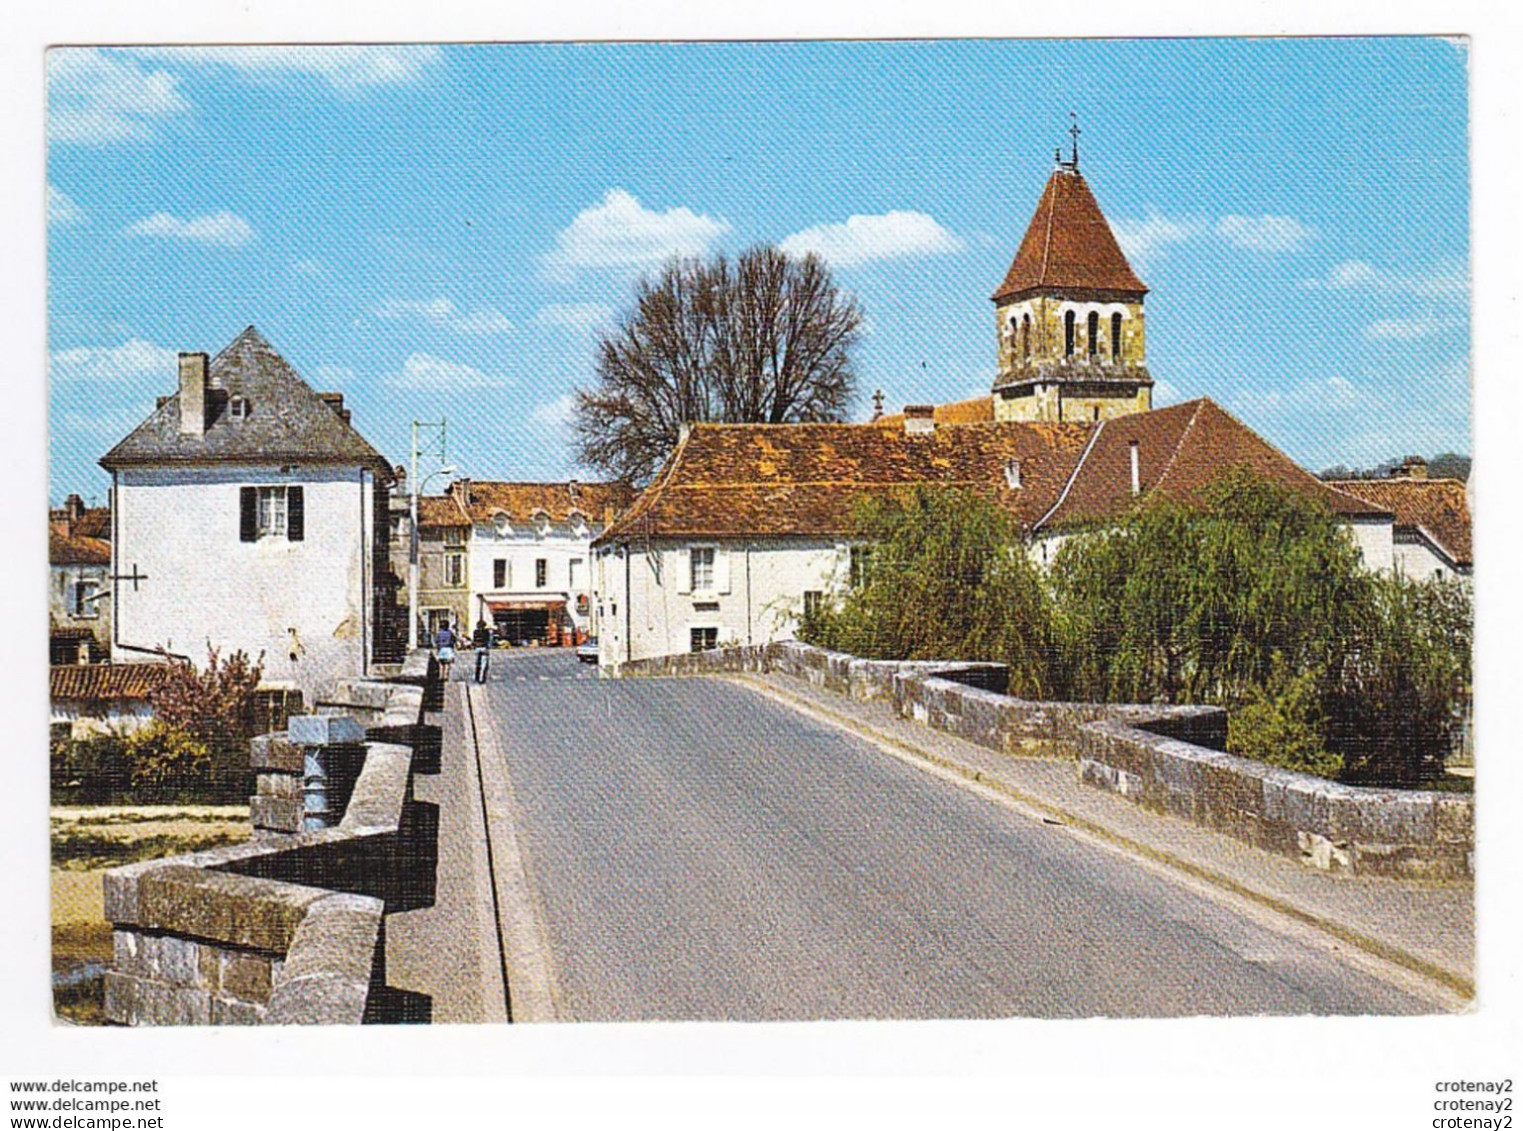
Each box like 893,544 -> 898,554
992,119 -> 1154,423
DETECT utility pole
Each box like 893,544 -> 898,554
407,419 -> 449,652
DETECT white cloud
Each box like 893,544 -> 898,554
1215,214 -> 1316,253
778,211 -> 964,267
1111,213 -> 1208,263
1305,259 -> 1469,299
48,185 -> 86,226
292,258 -> 326,277
374,297 -> 512,336
382,352 -> 510,390
1364,313 -> 1458,341
132,45 -> 442,93
50,339 -> 177,384
541,189 -> 729,281
530,393 -> 576,429
1114,212 -> 1316,263
47,48 -> 189,145
126,210 -> 255,248
535,303 -> 615,332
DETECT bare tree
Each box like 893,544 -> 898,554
574,246 -> 864,483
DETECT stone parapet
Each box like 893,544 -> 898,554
102,671 -> 437,1026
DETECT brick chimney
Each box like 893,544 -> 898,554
63,493 -> 85,536
904,405 -> 936,435
178,352 -> 209,437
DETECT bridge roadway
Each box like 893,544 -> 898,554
429,648 -> 1430,1022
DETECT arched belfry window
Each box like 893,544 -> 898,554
1064,311 -> 1076,358
1087,311 -> 1099,358
1021,314 -> 1031,360
1111,313 -> 1123,363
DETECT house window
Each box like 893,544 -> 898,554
1021,313 -> 1031,360
849,545 -> 874,589
535,558 -> 548,588
259,486 -> 288,537
493,559 -> 508,589
570,557 -> 585,590
1111,312 -> 1123,363
803,590 -> 824,620
1087,311 -> 1099,358
71,578 -> 100,618
229,396 -> 250,421
1064,311 -> 1076,358
445,552 -> 465,587
241,485 -> 304,541
690,626 -> 719,653
443,527 -> 466,548
690,546 -> 716,592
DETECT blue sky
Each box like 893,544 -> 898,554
46,38 -> 1469,503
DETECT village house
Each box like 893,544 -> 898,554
591,148 -> 1428,669
1328,457 -> 1472,580
446,479 -> 633,646
589,400 -> 1391,668
387,486 -> 474,642
49,663 -> 168,740
48,493 -> 112,665
99,326 -> 397,703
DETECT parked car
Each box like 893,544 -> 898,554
575,636 -> 599,665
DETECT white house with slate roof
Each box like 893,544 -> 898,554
100,327 -> 396,700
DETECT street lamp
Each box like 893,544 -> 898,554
406,418 -> 452,652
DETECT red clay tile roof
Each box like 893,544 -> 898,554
599,399 -> 1387,545
993,168 -> 1147,303
50,663 -> 170,702
876,394 -> 994,428
48,505 -> 110,540
1327,478 -> 1471,566
416,494 -> 471,527
597,419 -> 1094,541
49,526 -> 111,566
454,481 -> 635,525
1036,399 -> 1389,531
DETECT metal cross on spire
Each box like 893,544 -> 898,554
1068,112 -> 1081,169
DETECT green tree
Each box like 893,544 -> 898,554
1050,469 -> 1371,708
1329,573 -> 1472,786
800,486 -> 1054,696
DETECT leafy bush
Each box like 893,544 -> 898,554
1227,658 -> 1343,779
50,733 -> 133,803
121,722 -> 213,799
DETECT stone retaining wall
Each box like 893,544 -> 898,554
102,653 -> 438,1026
608,640 -> 1473,881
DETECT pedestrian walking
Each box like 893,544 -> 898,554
435,621 -> 457,681
473,619 -> 494,683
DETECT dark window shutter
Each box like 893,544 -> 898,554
288,486 -> 305,542
240,487 -> 257,542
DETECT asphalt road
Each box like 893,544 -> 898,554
471,669 -> 1430,1021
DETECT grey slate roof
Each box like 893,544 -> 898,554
99,326 -> 391,475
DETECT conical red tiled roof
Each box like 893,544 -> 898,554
993,167 -> 1146,302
